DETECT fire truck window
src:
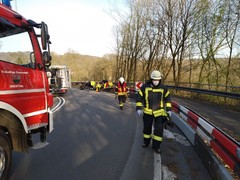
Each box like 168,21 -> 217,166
0,31 -> 36,68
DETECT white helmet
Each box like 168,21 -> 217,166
150,70 -> 162,80
119,77 -> 124,83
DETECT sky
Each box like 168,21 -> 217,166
11,0 -> 121,57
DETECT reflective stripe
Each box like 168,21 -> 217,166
139,90 -> 143,96
153,135 -> 162,141
118,92 -> 127,96
0,88 -> 45,95
160,101 -> 163,109
145,87 -> 152,109
136,102 -> 143,106
144,108 -> 168,117
158,89 -> 164,109
152,89 -> 163,93
153,109 -> 167,117
120,103 -> 124,107
144,134 -> 152,139
23,109 -> 48,118
165,90 -> 170,97
166,102 -> 172,108
144,108 -> 153,115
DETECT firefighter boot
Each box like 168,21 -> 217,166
152,141 -> 161,154
153,148 -> 161,154
142,137 -> 150,148
142,143 -> 149,148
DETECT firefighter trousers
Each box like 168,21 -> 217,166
143,114 -> 164,150
118,95 -> 126,108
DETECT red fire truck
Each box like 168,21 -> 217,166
0,1 -> 53,179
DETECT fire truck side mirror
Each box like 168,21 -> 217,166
43,51 -> 52,67
41,22 -> 49,50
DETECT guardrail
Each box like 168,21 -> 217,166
166,85 -> 240,100
72,81 -> 240,100
165,81 -> 240,92
171,101 -> 240,179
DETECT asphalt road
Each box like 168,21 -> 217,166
9,89 -> 212,180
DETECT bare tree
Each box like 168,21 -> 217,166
140,0 -> 167,80
222,0 -> 240,91
156,0 -> 199,85
111,0 -> 240,88
112,0 -> 149,82
193,0 -> 227,89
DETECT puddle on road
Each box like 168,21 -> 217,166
163,129 -> 191,146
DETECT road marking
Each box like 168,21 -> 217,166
154,129 -> 190,180
154,153 -> 162,180
52,97 -> 65,113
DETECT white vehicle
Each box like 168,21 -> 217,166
47,65 -> 72,94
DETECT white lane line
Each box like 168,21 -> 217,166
154,152 -> 162,180
154,129 -> 182,180
52,97 -> 65,113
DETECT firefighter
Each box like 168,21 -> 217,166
96,82 -> 101,92
108,81 -> 113,87
90,80 -> 96,90
103,81 -> 108,88
115,77 -> 128,110
136,70 -> 174,153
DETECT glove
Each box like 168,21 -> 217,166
167,111 -> 174,127
136,110 -> 143,117
167,111 -> 172,117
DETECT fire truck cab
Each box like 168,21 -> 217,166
0,1 -> 53,179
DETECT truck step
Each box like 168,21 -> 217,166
32,142 -> 49,149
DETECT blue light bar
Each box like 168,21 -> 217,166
2,0 -> 11,8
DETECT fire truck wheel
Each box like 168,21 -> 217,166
0,130 -> 12,180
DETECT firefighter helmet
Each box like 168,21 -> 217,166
119,77 -> 124,83
150,70 -> 162,80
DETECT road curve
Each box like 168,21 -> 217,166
9,89 -> 212,180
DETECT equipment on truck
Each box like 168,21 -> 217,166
47,65 -> 72,94
0,1 -> 53,179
